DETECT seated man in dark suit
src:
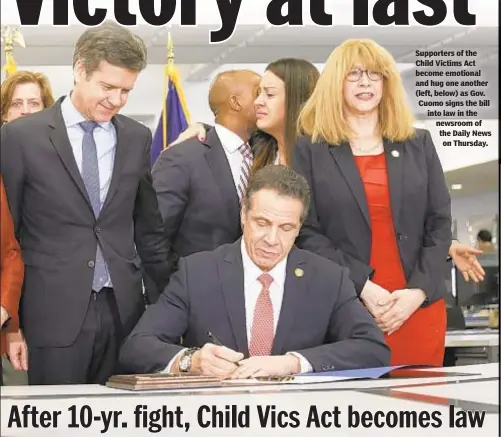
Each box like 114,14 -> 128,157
120,166 -> 390,378
151,69 -> 261,271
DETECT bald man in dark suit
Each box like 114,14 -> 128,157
151,70 -> 261,273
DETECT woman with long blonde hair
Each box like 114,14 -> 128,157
292,39 -> 479,366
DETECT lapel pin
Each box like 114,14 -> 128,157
294,268 -> 304,278
391,150 -> 400,158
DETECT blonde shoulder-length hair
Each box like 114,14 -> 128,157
298,38 -> 415,145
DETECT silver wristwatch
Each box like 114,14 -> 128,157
178,348 -> 199,373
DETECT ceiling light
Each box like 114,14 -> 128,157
451,184 -> 463,190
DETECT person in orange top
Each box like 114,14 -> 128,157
293,39 -> 455,366
1,176 -> 25,384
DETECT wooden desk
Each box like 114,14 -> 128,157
1,364 -> 498,436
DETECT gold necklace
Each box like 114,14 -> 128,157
350,141 -> 383,154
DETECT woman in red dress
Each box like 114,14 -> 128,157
352,153 -> 446,365
293,39 -> 453,366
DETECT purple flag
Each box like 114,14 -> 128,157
151,79 -> 189,166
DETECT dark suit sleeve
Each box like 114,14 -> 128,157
134,130 -> 172,303
296,267 -> 391,371
406,130 -> 451,303
151,146 -> 190,267
0,124 -> 25,235
119,257 -> 190,374
293,137 -> 374,294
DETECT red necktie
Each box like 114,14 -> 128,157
249,273 -> 274,356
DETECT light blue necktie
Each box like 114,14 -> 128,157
80,121 -> 110,291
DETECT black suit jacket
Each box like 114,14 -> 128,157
151,128 -> 242,266
0,97 -> 171,348
292,128 -> 452,303
119,240 -> 390,374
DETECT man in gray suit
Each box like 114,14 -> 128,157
0,22 -> 172,385
120,166 -> 390,378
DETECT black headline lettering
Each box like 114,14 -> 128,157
6,403 -> 487,431
54,0 -> 69,25
15,0 -> 476,43
198,405 -> 250,428
8,405 -> 62,429
139,0 -> 176,26
73,0 -> 106,26
354,0 -> 475,26
348,406 -> 443,428
306,406 -> 342,428
134,405 -> 189,432
115,0 -> 136,25
266,0 -> 332,26
211,0 -> 243,44
449,405 -> 486,428
256,405 -> 301,428
267,0 -> 303,25
67,405 -> 123,432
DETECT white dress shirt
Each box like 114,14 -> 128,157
60,94 -> 116,288
164,241 -> 312,374
214,123 -> 246,190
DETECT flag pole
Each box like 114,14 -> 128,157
167,31 -> 175,66
162,32 -> 175,150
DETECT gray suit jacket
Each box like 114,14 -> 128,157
119,240 -> 390,374
292,128 -> 452,303
0,97 -> 172,348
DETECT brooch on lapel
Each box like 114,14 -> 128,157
294,268 -> 304,278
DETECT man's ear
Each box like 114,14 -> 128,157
229,95 -> 241,112
73,59 -> 88,84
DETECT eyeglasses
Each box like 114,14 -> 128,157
346,69 -> 383,82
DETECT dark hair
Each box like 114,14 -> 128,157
252,58 -> 320,172
477,229 -> 493,242
243,165 -> 310,222
73,21 -> 147,74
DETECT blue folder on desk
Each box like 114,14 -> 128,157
303,365 -> 477,379
303,365 -> 407,379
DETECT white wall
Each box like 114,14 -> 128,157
452,191 -> 499,245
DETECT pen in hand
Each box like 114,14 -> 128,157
207,331 -> 223,346
207,331 -> 241,367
